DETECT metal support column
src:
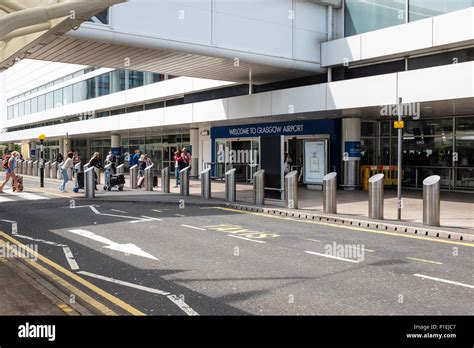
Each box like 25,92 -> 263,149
145,164 -> 154,191
323,172 -> 337,214
368,173 -> 384,220
44,161 -> 51,178
180,167 -> 190,196
225,168 -> 236,202
201,167 -> 211,199
84,167 -> 95,198
129,164 -> 138,189
161,167 -> 170,193
423,175 -> 440,227
116,164 -> 124,175
253,169 -> 265,205
285,171 -> 298,209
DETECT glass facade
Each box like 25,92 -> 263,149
7,70 -> 168,120
409,0 -> 474,22
362,117 -> 474,190
345,0 -> 474,36
345,0 -> 406,36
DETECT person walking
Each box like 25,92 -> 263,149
181,147 -> 192,170
59,152 -> 74,192
0,151 -> 19,193
174,150 -> 183,187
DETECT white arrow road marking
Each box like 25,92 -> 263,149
89,206 -> 156,222
63,247 -> 80,270
129,216 -> 163,224
181,225 -> 207,231
414,274 -> 474,289
78,271 -> 199,316
228,235 -> 266,244
305,250 -> 361,263
68,229 -> 158,260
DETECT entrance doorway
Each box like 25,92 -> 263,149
215,138 -> 259,182
284,137 -> 306,182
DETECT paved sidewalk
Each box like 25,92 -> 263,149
0,258 -> 65,315
10,173 -> 474,232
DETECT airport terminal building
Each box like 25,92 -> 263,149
1,0 -> 474,194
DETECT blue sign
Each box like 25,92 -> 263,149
211,119 -> 338,139
344,141 -> 361,158
30,149 -> 36,157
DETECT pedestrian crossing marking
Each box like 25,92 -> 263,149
0,188 -> 49,201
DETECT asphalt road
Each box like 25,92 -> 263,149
0,175 -> 473,316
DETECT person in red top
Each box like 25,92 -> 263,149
181,147 -> 192,169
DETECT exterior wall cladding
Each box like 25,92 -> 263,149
1,1 -> 474,189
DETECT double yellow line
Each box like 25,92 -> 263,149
0,231 -> 144,316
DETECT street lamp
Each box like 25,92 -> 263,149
38,134 -> 46,188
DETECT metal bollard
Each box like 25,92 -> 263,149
116,164 -> 124,175
323,172 -> 337,214
253,169 -> 265,205
32,161 -> 38,176
285,171 -> 298,209
17,160 -> 22,175
83,163 -> 89,171
57,162 -> 63,179
51,162 -> 57,179
129,165 -> 138,189
44,161 -> 51,178
423,175 -> 441,227
368,173 -> 384,220
201,167 -> 211,199
225,168 -> 236,202
145,164 -> 154,191
84,167 -> 95,198
180,167 -> 190,196
28,161 -> 33,176
161,167 -> 170,193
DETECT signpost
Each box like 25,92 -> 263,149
38,134 -> 46,188
396,98 -> 402,220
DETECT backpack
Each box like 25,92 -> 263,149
2,155 -> 11,169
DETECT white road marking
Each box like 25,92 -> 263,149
78,271 -> 170,295
78,271 -> 199,316
414,274 -> 474,289
129,216 -> 163,224
111,209 -> 128,214
89,206 -> 101,215
68,229 -> 158,260
4,190 -> 47,201
167,294 -> 199,316
15,234 -> 67,247
0,196 -> 14,202
181,225 -> 207,231
0,219 -> 17,235
300,238 -> 321,243
227,235 -> 266,244
63,247 -> 79,270
89,205 -> 151,222
406,257 -> 442,265
305,250 -> 361,263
